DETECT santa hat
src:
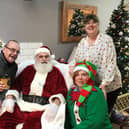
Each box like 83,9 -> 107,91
6,90 -> 19,101
73,63 -> 89,73
73,60 -> 97,107
34,46 -> 55,59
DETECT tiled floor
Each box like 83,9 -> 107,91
112,123 -> 129,129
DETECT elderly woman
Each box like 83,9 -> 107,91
65,60 -> 113,129
69,14 -> 122,113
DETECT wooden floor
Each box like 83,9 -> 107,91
112,123 -> 129,129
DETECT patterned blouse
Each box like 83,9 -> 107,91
70,33 -> 122,93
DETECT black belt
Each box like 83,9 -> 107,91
23,95 -> 49,105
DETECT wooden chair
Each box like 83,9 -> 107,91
113,93 -> 129,129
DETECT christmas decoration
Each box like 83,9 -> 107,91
0,40 -> 2,48
68,8 -> 86,36
106,0 -> 129,94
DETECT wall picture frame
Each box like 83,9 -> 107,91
61,1 -> 97,43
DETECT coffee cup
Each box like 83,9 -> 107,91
0,78 -> 10,89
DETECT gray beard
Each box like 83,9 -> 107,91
34,60 -> 53,74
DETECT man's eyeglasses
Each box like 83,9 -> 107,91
5,46 -> 20,54
38,55 -> 50,59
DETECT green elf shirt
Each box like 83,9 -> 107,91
65,86 -> 113,129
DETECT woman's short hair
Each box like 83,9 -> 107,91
83,14 -> 99,24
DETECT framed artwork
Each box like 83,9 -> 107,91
61,1 -> 97,43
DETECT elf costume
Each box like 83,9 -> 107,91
65,60 -> 113,129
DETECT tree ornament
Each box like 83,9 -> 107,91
116,42 -> 120,45
111,24 -> 116,29
124,45 -> 128,48
126,20 -> 129,23
124,56 -> 127,59
119,31 -> 123,36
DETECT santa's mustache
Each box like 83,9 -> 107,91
40,61 -> 48,64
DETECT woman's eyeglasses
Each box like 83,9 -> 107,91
5,46 -> 20,54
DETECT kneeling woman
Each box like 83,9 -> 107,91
65,60 -> 113,129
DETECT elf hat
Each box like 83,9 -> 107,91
73,60 -> 97,107
6,90 -> 19,101
74,60 -> 97,81
34,45 -> 55,59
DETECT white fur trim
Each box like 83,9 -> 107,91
73,66 -> 89,73
51,54 -> 55,59
49,94 -> 65,104
16,123 -> 24,129
74,103 -> 82,124
29,72 -> 47,96
17,94 -> 65,112
6,90 -> 19,100
16,94 -> 65,112
34,48 -> 51,56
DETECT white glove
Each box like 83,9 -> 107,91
43,103 -> 59,122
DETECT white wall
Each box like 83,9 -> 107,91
0,0 -> 127,62
16,42 -> 43,64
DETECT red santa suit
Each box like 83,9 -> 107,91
13,65 -> 67,99
0,64 -> 67,129
0,46 -> 68,129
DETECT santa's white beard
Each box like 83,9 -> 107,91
34,60 -> 53,74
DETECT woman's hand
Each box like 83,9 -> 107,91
99,84 -> 107,100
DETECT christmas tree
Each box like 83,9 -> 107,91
68,8 -> 86,36
106,0 -> 129,94
0,40 -> 3,49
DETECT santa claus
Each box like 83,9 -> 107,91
0,46 -> 68,129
